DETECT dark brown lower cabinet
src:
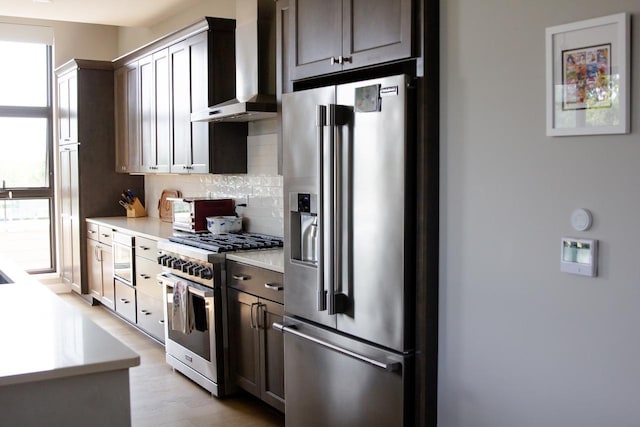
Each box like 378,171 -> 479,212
228,287 -> 285,412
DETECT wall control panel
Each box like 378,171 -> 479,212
560,237 -> 598,277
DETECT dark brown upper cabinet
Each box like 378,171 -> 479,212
114,17 -> 247,175
289,0 -> 414,81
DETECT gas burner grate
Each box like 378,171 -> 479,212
169,232 -> 283,253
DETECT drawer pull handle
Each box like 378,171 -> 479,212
139,273 -> 150,279
232,274 -> 250,281
264,283 -> 283,291
119,298 -> 130,304
139,246 -> 150,251
159,319 -> 165,325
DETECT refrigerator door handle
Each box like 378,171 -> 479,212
316,104 -> 328,312
327,104 -> 351,315
273,322 -> 401,373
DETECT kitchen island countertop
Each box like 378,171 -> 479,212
0,256 -> 140,387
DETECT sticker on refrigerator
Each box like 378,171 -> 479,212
380,86 -> 399,97
355,84 -> 380,113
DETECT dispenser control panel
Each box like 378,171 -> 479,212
290,193 -> 318,265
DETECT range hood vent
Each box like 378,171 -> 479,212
192,0 -> 276,123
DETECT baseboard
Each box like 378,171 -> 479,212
45,282 -> 72,294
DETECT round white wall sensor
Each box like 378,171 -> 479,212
571,208 -> 593,231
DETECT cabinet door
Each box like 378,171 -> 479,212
68,72 -> 78,143
139,55 -> 155,172
169,40 -> 193,173
290,0 -> 343,80
58,75 -> 71,143
59,145 -> 81,293
114,62 -> 141,173
228,289 -> 261,397
259,299 -> 285,412
87,238 -> 102,299
153,49 -> 171,173
57,71 -> 78,143
169,33 -> 210,174
343,0 -> 413,70
188,33 -> 210,174
277,0 -> 293,96
70,146 -> 80,290
59,147 -> 73,287
101,246 -> 115,310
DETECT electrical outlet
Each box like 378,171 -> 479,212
235,196 -> 249,207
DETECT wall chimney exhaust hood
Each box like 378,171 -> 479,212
191,0 -> 276,123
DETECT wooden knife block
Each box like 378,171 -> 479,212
126,197 -> 147,218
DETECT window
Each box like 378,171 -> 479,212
0,40 -> 54,273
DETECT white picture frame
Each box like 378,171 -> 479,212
546,13 -> 630,136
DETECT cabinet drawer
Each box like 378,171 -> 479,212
227,261 -> 284,304
135,236 -> 159,262
98,225 -> 114,245
137,293 -> 165,343
135,256 -> 162,298
115,280 -> 136,323
87,222 -> 99,241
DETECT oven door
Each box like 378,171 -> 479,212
112,232 -> 134,285
162,274 -> 214,360
159,268 -> 227,395
159,272 -> 224,388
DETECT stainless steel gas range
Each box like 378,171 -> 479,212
156,232 -> 283,397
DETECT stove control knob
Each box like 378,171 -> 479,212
157,255 -> 168,265
171,258 -> 183,269
162,256 -> 173,267
192,265 -> 204,277
182,262 -> 194,273
200,267 -> 213,280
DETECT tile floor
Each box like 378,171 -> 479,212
58,292 -> 285,427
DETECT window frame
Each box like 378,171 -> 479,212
0,44 -> 55,274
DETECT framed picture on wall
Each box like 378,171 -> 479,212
546,13 -> 630,136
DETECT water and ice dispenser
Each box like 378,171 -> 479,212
290,193 -> 318,265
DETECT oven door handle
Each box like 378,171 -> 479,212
158,274 -> 213,298
188,286 -> 211,298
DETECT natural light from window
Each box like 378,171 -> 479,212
0,40 -> 53,273
0,41 -> 48,107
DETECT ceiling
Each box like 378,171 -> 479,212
0,0 -> 206,27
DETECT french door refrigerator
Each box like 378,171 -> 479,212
276,74 -> 415,426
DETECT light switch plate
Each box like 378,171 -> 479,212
561,237 -> 597,277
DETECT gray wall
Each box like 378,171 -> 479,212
439,1 -> 640,426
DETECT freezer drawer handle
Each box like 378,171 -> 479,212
264,283 -> 283,291
272,322 -> 401,373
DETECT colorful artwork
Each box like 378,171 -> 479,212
562,44 -> 611,110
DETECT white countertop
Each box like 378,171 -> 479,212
87,216 -> 175,240
0,257 -> 140,386
226,248 -> 285,273
88,217 -> 285,273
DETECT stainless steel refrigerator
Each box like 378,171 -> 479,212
276,74 -> 415,426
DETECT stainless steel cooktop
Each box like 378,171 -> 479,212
168,232 -> 283,253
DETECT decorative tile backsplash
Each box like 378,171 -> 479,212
144,131 -> 284,237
